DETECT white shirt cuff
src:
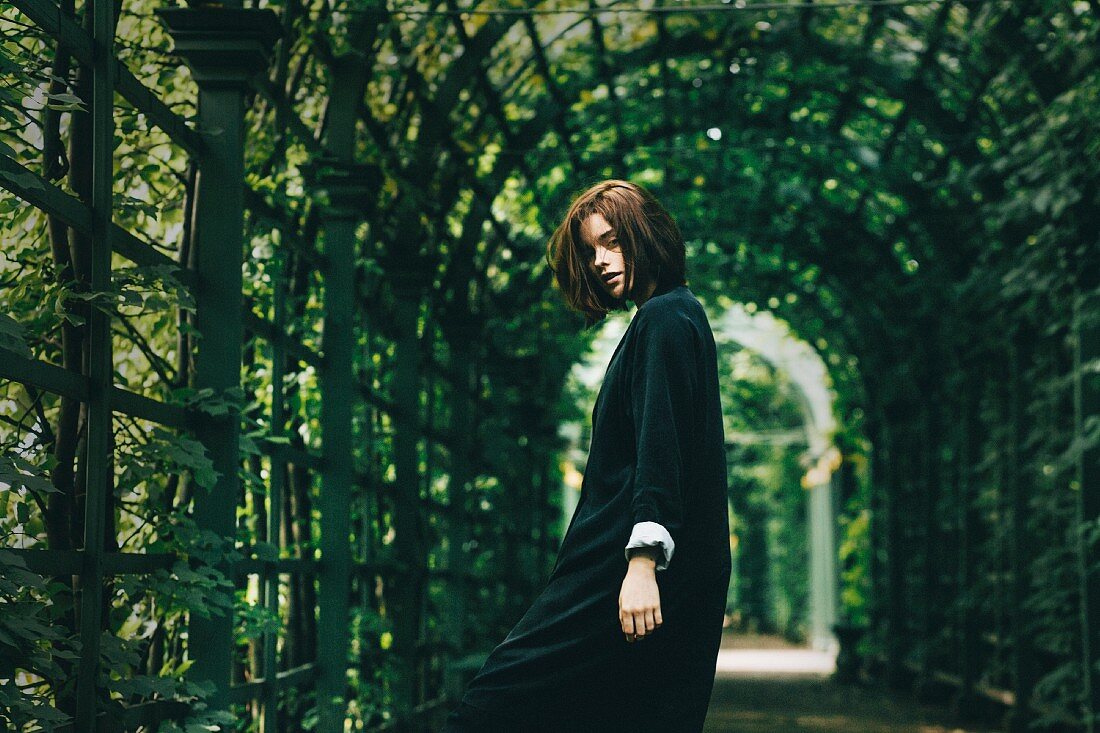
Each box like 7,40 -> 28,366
624,521 -> 675,571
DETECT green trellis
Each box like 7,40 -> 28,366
1,1 -> 1099,732
0,0 -> 567,726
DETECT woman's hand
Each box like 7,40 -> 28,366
619,548 -> 663,642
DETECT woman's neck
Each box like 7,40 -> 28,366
631,277 -> 659,308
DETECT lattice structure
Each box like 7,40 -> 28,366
0,0 -> 1097,732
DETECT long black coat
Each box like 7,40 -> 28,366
459,283 -> 731,733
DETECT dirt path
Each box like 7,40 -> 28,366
703,635 -> 999,733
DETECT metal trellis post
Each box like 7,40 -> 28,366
309,47 -> 375,731
156,5 -> 279,713
389,259 -> 429,727
1076,285 -> 1100,733
73,0 -> 115,727
312,158 -> 374,732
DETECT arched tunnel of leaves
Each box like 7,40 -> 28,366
0,0 -> 1097,731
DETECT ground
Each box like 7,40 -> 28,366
703,634 -> 999,733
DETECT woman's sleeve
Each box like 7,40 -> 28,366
629,307 -> 699,556
625,521 -> 675,571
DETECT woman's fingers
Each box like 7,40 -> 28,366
620,610 -> 644,638
624,607 -> 642,638
621,608 -> 661,639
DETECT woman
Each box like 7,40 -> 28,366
442,180 -> 731,733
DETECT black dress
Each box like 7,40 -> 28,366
445,283 -> 731,733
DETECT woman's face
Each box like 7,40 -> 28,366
581,213 -> 627,300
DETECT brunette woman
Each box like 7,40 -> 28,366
442,180 -> 731,733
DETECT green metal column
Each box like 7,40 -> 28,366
73,0 -> 115,727
441,315 -> 477,697
914,395 -> 939,702
312,159 -> 374,731
952,383 -> 980,721
1007,335 -> 1034,732
866,406 -> 886,668
435,194 -> 489,688
314,168 -> 354,731
156,6 -> 279,713
883,407 -> 908,689
261,251 -> 286,733
310,49 -> 373,732
1076,284 -> 1100,733
389,256 -> 430,726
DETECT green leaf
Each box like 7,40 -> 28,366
3,453 -> 60,495
43,91 -> 88,112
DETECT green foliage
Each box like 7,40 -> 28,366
717,342 -> 811,638
0,551 -> 77,732
154,681 -> 237,733
2,0 -> 1099,730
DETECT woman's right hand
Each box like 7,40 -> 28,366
619,549 -> 663,642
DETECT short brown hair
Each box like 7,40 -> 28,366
546,179 -> 686,327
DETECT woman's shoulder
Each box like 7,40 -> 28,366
635,285 -> 703,327
631,286 -> 706,348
